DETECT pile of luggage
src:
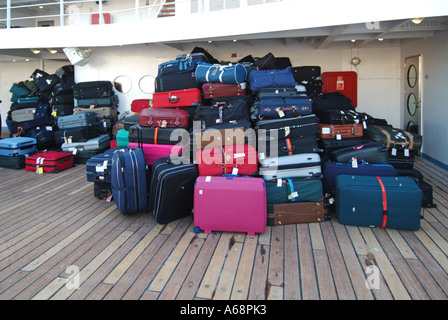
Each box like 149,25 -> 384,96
3,66 -> 120,168
0,49 -> 435,234
84,48 -> 433,234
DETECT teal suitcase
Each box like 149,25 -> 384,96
335,175 -> 422,230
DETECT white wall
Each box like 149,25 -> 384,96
401,31 -> 448,166
1,40 -> 404,131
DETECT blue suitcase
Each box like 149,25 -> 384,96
323,161 -> 398,194
0,137 -> 36,157
335,175 -> 422,231
111,147 -> 150,215
57,112 -> 98,129
86,148 -> 120,183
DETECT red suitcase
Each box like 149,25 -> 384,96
152,88 -> 202,108
193,175 -> 267,236
131,99 -> 151,113
25,151 -> 74,173
322,71 -> 358,107
318,123 -> 363,139
139,107 -> 190,128
202,83 -> 246,99
195,144 -> 258,176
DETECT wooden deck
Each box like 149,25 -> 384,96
0,156 -> 447,301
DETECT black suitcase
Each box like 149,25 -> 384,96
396,168 -> 436,208
258,134 -> 320,158
128,125 -> 184,145
314,109 -> 368,125
52,104 -> 74,117
255,114 -> 319,139
318,137 -> 373,160
149,156 -> 198,224
291,66 -> 321,82
94,180 -> 112,200
54,126 -> 100,144
388,148 -> 415,169
52,93 -> 74,105
73,81 -> 114,99
155,71 -> 200,92
329,142 -> 390,164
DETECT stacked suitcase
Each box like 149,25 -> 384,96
0,48 -> 431,233
72,80 -> 119,137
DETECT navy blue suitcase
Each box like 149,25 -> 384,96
335,175 -> 422,231
322,161 -> 398,194
111,147 -> 150,215
86,148 -> 120,183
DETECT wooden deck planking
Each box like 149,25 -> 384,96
0,156 -> 446,300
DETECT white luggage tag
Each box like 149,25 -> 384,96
404,149 -> 410,157
351,157 -> 358,168
284,126 -> 290,137
275,108 -> 285,118
336,134 -> 342,140
391,148 -> 397,156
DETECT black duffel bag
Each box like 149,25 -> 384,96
312,91 -> 355,113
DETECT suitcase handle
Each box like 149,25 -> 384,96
168,93 -> 180,103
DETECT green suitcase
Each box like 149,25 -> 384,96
116,129 -> 129,147
265,177 -> 323,214
0,155 -> 26,169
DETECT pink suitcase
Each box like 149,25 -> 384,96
128,142 -> 186,165
193,175 -> 267,236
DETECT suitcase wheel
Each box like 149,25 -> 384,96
193,226 -> 201,234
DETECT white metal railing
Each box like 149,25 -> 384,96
0,0 -> 278,29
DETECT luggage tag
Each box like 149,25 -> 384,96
275,108 -> 285,118
404,149 -> 410,157
336,134 -> 342,140
277,178 -> 282,187
35,157 -> 44,174
284,126 -> 290,137
351,157 -> 358,168
391,147 -> 397,156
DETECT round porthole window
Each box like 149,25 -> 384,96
407,64 -> 417,88
139,75 -> 156,94
114,75 -> 132,94
407,93 -> 417,116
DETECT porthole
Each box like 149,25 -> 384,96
407,64 -> 417,88
139,75 -> 156,94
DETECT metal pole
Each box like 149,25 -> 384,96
98,0 -> 104,24
60,0 -> 64,26
6,0 -> 11,29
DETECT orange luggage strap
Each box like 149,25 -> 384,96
376,176 -> 388,228
154,127 -> 159,145
285,138 -> 293,155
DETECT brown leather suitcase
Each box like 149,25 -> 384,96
202,83 -> 246,99
268,199 -> 330,226
318,123 -> 363,139
139,107 -> 190,128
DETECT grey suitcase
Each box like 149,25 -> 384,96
61,134 -> 110,153
11,108 -> 36,122
57,112 -> 98,129
74,106 -> 117,119
259,153 -> 322,180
